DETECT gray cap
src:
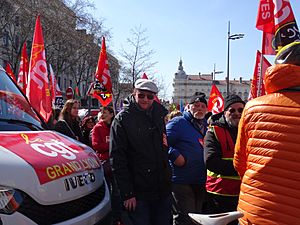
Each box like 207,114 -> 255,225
134,79 -> 158,94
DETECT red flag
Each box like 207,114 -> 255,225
141,72 -> 148,79
94,36 -> 112,106
86,82 -> 111,107
207,84 -> 224,114
5,62 -> 16,82
74,86 -> 81,100
17,42 -> 29,93
248,50 -> 272,100
256,0 -> 275,33
262,32 -> 276,55
140,73 -> 161,104
49,64 -> 63,108
26,15 -> 52,122
256,0 -> 300,51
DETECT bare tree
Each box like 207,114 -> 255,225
120,25 -> 157,88
0,0 -> 119,103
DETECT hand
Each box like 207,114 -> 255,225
174,154 -> 186,167
124,197 -> 137,211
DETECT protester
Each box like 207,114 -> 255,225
92,106 -> 115,178
47,107 -> 61,129
53,108 -> 61,125
166,92 -> 208,225
91,106 -> 123,225
80,115 -> 96,147
54,99 -> 83,142
110,78 -> 171,225
166,109 -> 182,123
234,42 -> 300,224
204,94 -> 245,225
97,111 -> 102,122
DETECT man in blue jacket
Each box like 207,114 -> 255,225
166,92 -> 208,225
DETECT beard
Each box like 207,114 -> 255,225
226,116 -> 240,128
192,111 -> 205,119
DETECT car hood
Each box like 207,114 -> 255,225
0,130 -> 103,205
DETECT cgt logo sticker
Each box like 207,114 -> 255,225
0,131 -> 101,184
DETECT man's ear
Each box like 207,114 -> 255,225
185,104 -> 191,111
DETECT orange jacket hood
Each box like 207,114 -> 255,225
264,64 -> 300,93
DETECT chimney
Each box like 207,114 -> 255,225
239,77 -> 242,84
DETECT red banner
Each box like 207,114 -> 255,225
248,50 -> 272,100
1,131 -> 101,184
94,36 -> 113,106
5,62 -> 16,82
262,32 -> 276,55
26,15 -> 52,122
17,43 -> 29,93
256,0 -> 300,51
207,84 -> 224,114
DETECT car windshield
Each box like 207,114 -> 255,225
0,68 -> 42,129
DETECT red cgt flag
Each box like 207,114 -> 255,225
94,36 -> 112,106
207,84 -> 224,115
248,50 -> 272,100
256,0 -> 300,51
262,32 -> 276,55
5,62 -> 16,82
17,42 -> 29,93
26,15 -> 52,122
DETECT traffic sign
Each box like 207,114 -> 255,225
66,87 -> 73,100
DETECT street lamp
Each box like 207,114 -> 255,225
226,21 -> 244,95
212,63 -> 223,80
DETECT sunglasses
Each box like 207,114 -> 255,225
228,108 -> 244,114
137,93 -> 155,100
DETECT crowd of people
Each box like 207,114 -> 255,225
48,41 -> 300,225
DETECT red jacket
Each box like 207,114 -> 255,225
92,120 -> 110,161
234,64 -> 300,225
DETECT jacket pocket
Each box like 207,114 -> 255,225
134,164 -> 158,192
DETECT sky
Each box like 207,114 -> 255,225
91,0 -> 300,100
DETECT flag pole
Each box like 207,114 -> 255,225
111,92 -> 117,115
257,32 -> 264,97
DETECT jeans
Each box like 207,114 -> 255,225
172,184 -> 206,225
128,195 -> 172,225
205,193 -> 239,225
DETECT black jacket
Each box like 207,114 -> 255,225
110,95 -> 171,201
204,113 -> 239,176
54,119 -> 83,143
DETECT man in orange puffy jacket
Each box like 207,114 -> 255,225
234,42 -> 300,225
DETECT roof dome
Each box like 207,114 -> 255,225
175,59 -> 187,79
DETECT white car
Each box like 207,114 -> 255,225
0,66 -> 110,225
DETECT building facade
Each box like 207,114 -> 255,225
172,59 -> 250,105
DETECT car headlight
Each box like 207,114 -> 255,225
0,186 -> 23,214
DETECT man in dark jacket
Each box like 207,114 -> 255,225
204,94 -> 245,225
110,79 -> 171,225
